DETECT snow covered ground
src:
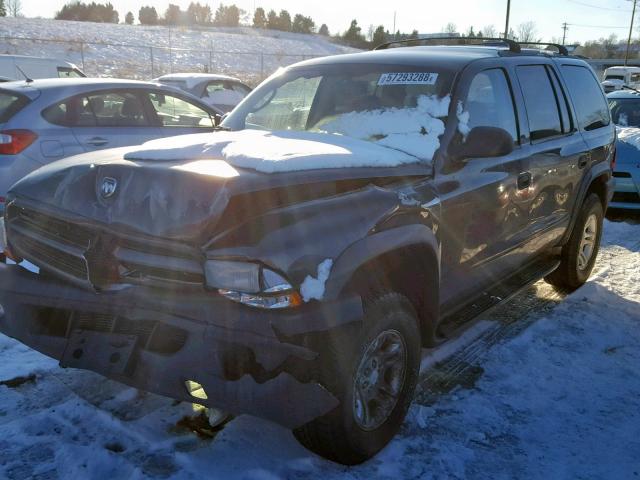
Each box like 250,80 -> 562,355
0,18 -> 358,84
0,217 -> 639,479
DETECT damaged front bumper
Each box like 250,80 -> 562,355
0,263 -> 363,429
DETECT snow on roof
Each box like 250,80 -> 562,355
123,129 -> 422,173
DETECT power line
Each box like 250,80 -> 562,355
567,22 -> 631,28
566,0 -> 633,12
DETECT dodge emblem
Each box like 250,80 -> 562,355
100,177 -> 118,198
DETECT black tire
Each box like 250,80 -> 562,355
545,193 -> 603,290
293,293 -> 421,465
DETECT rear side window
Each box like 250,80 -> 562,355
57,67 -> 85,78
42,91 -> 151,127
0,91 -> 30,123
561,65 -> 610,131
516,65 -> 563,141
465,68 -> 518,142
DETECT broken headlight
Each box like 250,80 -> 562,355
204,260 -> 302,309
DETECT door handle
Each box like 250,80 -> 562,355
86,137 -> 108,147
517,172 -> 532,190
578,154 -> 590,169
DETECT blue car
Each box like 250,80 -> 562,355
0,78 -> 223,216
607,90 -> 640,210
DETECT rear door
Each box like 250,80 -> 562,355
70,89 -> 160,151
513,63 -> 589,248
144,90 -> 216,136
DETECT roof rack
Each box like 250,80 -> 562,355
373,37 -> 521,53
519,42 -> 569,56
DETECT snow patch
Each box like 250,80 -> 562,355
457,101 -> 471,138
124,129 -> 421,173
318,94 -> 450,159
300,259 -> 333,302
617,126 -> 640,149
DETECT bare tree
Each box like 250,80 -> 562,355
443,22 -> 457,35
483,24 -> 497,38
6,0 -> 21,17
517,21 -> 540,43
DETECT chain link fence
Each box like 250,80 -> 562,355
0,35 -> 321,86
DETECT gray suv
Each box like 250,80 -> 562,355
0,39 -> 615,464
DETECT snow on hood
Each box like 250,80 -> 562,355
616,126 -> 640,149
124,129 -> 422,173
124,94 -> 451,173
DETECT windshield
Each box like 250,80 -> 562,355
609,98 -> 640,127
222,64 -> 453,160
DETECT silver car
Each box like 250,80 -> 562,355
0,78 -> 223,216
153,73 -> 251,113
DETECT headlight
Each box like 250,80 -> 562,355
205,260 -> 302,309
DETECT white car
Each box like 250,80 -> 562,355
153,73 -> 251,113
0,55 -> 86,81
601,66 -> 640,93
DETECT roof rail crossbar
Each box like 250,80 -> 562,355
373,37 -> 521,53
518,42 -> 569,56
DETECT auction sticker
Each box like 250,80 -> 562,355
378,72 -> 439,85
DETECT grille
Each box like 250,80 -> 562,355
73,312 -> 187,354
612,191 -> 640,203
11,229 -> 88,280
6,203 -> 202,288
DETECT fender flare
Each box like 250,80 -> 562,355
323,224 -> 440,301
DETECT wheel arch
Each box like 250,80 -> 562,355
324,224 -> 440,347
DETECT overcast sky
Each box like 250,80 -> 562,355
18,0 -> 639,44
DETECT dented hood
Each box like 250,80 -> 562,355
9,132 -> 430,243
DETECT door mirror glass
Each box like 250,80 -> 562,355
451,126 -> 514,160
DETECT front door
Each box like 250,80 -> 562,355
439,67 -> 531,306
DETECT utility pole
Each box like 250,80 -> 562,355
561,22 -> 569,45
625,0 -> 637,66
393,11 -> 396,38
504,0 -> 511,39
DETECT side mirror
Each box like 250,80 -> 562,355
451,126 -> 514,161
214,113 -> 222,126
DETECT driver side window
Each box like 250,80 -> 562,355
465,69 -> 519,142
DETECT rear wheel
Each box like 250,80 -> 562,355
293,293 -> 421,465
545,193 -> 603,290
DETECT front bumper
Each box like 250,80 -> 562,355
0,263 -> 364,428
610,167 -> 640,210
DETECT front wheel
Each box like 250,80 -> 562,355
293,293 -> 421,465
545,193 -> 604,290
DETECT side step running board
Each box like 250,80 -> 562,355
438,257 -> 561,340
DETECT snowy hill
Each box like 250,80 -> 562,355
0,17 -> 359,84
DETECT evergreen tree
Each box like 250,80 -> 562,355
266,9 -> 278,29
125,11 -> 134,24
163,4 -> 181,25
278,9 -> 291,31
253,7 -> 266,28
318,23 -> 329,36
138,5 -> 158,25
213,4 -> 240,27
343,19 -> 365,47
0,0 -> 6,17
372,25 -> 386,46
292,13 -> 314,34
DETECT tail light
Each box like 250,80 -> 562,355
611,146 -> 617,170
0,130 -> 37,155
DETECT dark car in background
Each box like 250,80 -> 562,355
0,39 -> 615,464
